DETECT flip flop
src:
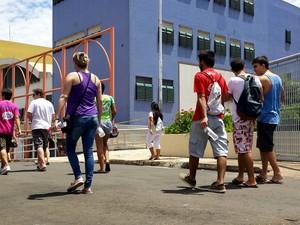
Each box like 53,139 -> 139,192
255,175 -> 268,184
95,170 -> 106,174
240,183 -> 258,188
231,178 -> 244,185
269,179 -> 283,184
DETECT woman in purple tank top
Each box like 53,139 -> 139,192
56,52 -> 102,194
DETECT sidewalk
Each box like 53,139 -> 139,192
48,149 -> 300,178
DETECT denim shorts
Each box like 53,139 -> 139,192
189,117 -> 228,159
101,120 -> 112,135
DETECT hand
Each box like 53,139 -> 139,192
200,117 -> 208,129
15,129 -> 21,137
150,129 -> 153,135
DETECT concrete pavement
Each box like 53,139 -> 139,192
46,149 -> 300,178
1,163 -> 300,225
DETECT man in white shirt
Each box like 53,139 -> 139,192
27,89 -> 55,171
228,59 -> 262,187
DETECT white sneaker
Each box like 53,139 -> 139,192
1,166 -> 9,175
67,177 -> 84,192
6,165 -> 11,171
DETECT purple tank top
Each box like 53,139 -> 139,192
66,71 -> 98,116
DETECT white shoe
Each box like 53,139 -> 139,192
6,165 -> 11,171
67,177 -> 84,192
1,166 -> 9,175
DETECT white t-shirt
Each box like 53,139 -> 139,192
228,73 -> 262,122
28,98 -> 55,130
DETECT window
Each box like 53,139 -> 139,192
179,26 -> 193,49
229,0 -> 240,11
55,32 -> 85,47
285,30 -> 291,44
214,0 -> 226,6
162,80 -> 174,103
160,21 -> 174,45
88,25 -> 102,35
136,76 -> 153,101
197,31 -> 210,51
244,0 -> 254,16
53,0 -> 63,5
244,42 -> 255,61
230,39 -> 241,58
214,35 -> 226,56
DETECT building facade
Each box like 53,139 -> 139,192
53,0 -> 300,124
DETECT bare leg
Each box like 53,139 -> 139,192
216,156 -> 227,184
242,153 -> 256,185
236,154 -> 245,182
0,149 -> 9,168
260,151 -> 269,178
37,147 -> 45,168
95,135 -> 105,172
189,155 -> 199,181
45,147 -> 50,164
149,147 -> 155,160
267,151 -> 283,181
155,149 -> 160,160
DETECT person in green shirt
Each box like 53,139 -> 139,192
95,83 -> 117,173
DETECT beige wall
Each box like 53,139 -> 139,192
178,62 -> 234,112
161,133 -> 261,160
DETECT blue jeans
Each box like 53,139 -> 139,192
66,115 -> 98,189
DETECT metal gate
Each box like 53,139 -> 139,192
270,53 -> 300,161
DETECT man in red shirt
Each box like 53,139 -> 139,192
180,50 -> 229,193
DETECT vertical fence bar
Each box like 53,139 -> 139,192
109,27 -> 115,97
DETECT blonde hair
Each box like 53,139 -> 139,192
73,52 -> 89,69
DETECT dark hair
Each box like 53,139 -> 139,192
73,52 -> 89,69
101,82 -> 105,94
198,50 -> 215,67
2,88 -> 12,100
33,88 -> 44,98
230,58 -> 245,72
151,102 -> 163,126
252,56 -> 269,69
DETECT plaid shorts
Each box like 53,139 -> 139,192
233,120 -> 255,154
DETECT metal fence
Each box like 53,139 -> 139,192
10,125 -> 148,160
270,53 -> 300,161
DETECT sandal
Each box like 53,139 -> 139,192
269,179 -> 283,184
231,178 -> 244,185
255,175 -> 268,184
240,183 -> 258,188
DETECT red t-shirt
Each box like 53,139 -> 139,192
192,68 -> 228,121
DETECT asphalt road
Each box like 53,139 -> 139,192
0,162 -> 299,225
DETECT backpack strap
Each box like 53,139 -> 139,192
203,72 -> 222,83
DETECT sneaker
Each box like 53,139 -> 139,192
67,177 -> 84,192
37,165 -> 47,172
6,165 -> 11,171
105,163 -> 111,172
0,166 -> 9,175
208,181 -> 226,193
81,188 -> 93,194
179,173 -> 196,187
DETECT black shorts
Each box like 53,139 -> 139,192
0,134 -> 13,152
256,122 -> 277,152
32,129 -> 49,151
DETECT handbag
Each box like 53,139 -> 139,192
61,73 -> 91,133
155,117 -> 164,132
110,122 -> 119,138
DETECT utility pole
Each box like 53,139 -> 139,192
158,0 -> 163,108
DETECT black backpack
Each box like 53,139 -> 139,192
234,75 -> 263,120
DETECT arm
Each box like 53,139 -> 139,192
56,74 -> 74,119
27,112 -> 32,122
148,115 -> 154,134
222,93 -> 232,103
15,116 -> 21,136
111,103 -> 117,121
96,79 -> 102,124
198,93 -> 208,128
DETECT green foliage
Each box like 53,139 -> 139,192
165,110 -> 234,134
164,110 -> 193,134
223,113 -> 234,133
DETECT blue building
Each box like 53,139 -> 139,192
53,0 -> 300,125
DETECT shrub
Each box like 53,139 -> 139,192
165,109 -> 234,134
